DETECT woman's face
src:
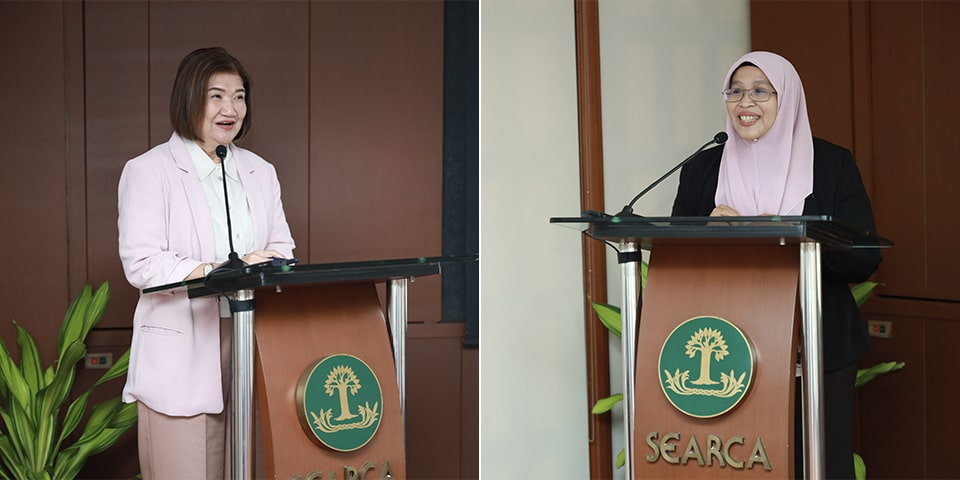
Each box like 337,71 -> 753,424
726,66 -> 778,141
198,72 -> 247,158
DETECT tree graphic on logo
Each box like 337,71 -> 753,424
685,327 -> 729,385
324,365 -> 361,421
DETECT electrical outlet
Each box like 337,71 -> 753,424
867,320 -> 892,339
85,353 -> 114,369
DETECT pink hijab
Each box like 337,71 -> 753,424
715,51 -> 813,216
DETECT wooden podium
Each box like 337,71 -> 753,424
550,215 -> 891,479
145,256 -> 475,479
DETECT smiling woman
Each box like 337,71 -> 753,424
117,46 -> 296,479
671,51 -> 882,479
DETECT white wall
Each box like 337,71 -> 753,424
480,0 -> 588,477
480,0 -> 749,477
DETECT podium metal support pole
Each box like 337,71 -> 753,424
799,242 -> 825,479
229,288 -> 256,480
387,278 -> 409,422
619,241 -> 640,480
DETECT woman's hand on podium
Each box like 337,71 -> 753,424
242,249 -> 286,265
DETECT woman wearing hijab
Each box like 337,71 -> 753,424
672,51 -> 881,479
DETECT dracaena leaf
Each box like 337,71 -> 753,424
855,361 -> 905,388
58,284 -> 91,359
56,392 -> 90,452
851,281 -> 880,308
39,341 -> 85,421
13,323 -> 44,395
0,338 -> 31,412
591,302 -> 622,338
92,349 -> 130,389
591,394 -> 624,414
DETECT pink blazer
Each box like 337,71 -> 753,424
118,133 -> 295,416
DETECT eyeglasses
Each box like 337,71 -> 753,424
722,87 -> 777,103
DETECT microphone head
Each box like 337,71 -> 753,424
714,131 -> 729,144
215,145 -> 227,159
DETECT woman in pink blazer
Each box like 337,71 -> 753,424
118,47 -> 295,479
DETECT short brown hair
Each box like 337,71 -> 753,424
169,47 -> 252,142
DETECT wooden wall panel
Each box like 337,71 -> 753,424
84,1 -> 150,328
309,1 -> 445,323
869,1 -> 927,299
749,1 -> 855,149
856,310 -> 925,479
923,318 -> 960,478
921,1 -> 960,301
147,1 -> 312,263
0,1 -> 71,364
407,323 -> 467,479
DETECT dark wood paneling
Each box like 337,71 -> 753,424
856,311 -> 925,480
750,1 -> 855,149
0,0 -> 71,364
406,323 -> 468,479
869,1 -> 927,299
84,0 -> 150,328
922,1 -> 960,301
147,0 -> 312,263
924,318 -> 960,478
309,1 -> 444,322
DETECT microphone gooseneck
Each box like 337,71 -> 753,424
616,131 -> 729,217
208,144 -> 245,275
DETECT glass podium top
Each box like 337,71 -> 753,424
144,254 -> 478,298
550,214 -> 893,250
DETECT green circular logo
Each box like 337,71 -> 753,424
658,316 -> 754,418
296,354 -> 383,451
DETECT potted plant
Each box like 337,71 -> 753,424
0,282 -> 137,480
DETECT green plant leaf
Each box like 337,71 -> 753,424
6,399 -> 36,475
56,400 -> 137,480
13,323 -> 44,397
57,282 -> 109,368
39,340 -> 85,424
0,337 -> 31,412
0,434 -> 28,480
92,349 -> 130,389
856,361 -> 905,388
640,261 -> 648,290
591,394 -> 624,414
33,412 -> 56,474
56,392 -> 90,452
851,281 -> 880,308
616,448 -> 625,468
58,284 -> 91,360
591,302 -> 622,338
854,452 -> 866,480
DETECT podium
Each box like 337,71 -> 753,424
144,255 -> 475,479
550,215 -> 891,479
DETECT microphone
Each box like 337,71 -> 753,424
207,144 -> 246,276
616,131 -> 728,217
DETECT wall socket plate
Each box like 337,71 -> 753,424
867,320 -> 893,339
84,353 -> 114,369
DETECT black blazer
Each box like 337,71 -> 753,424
671,137 -> 882,371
